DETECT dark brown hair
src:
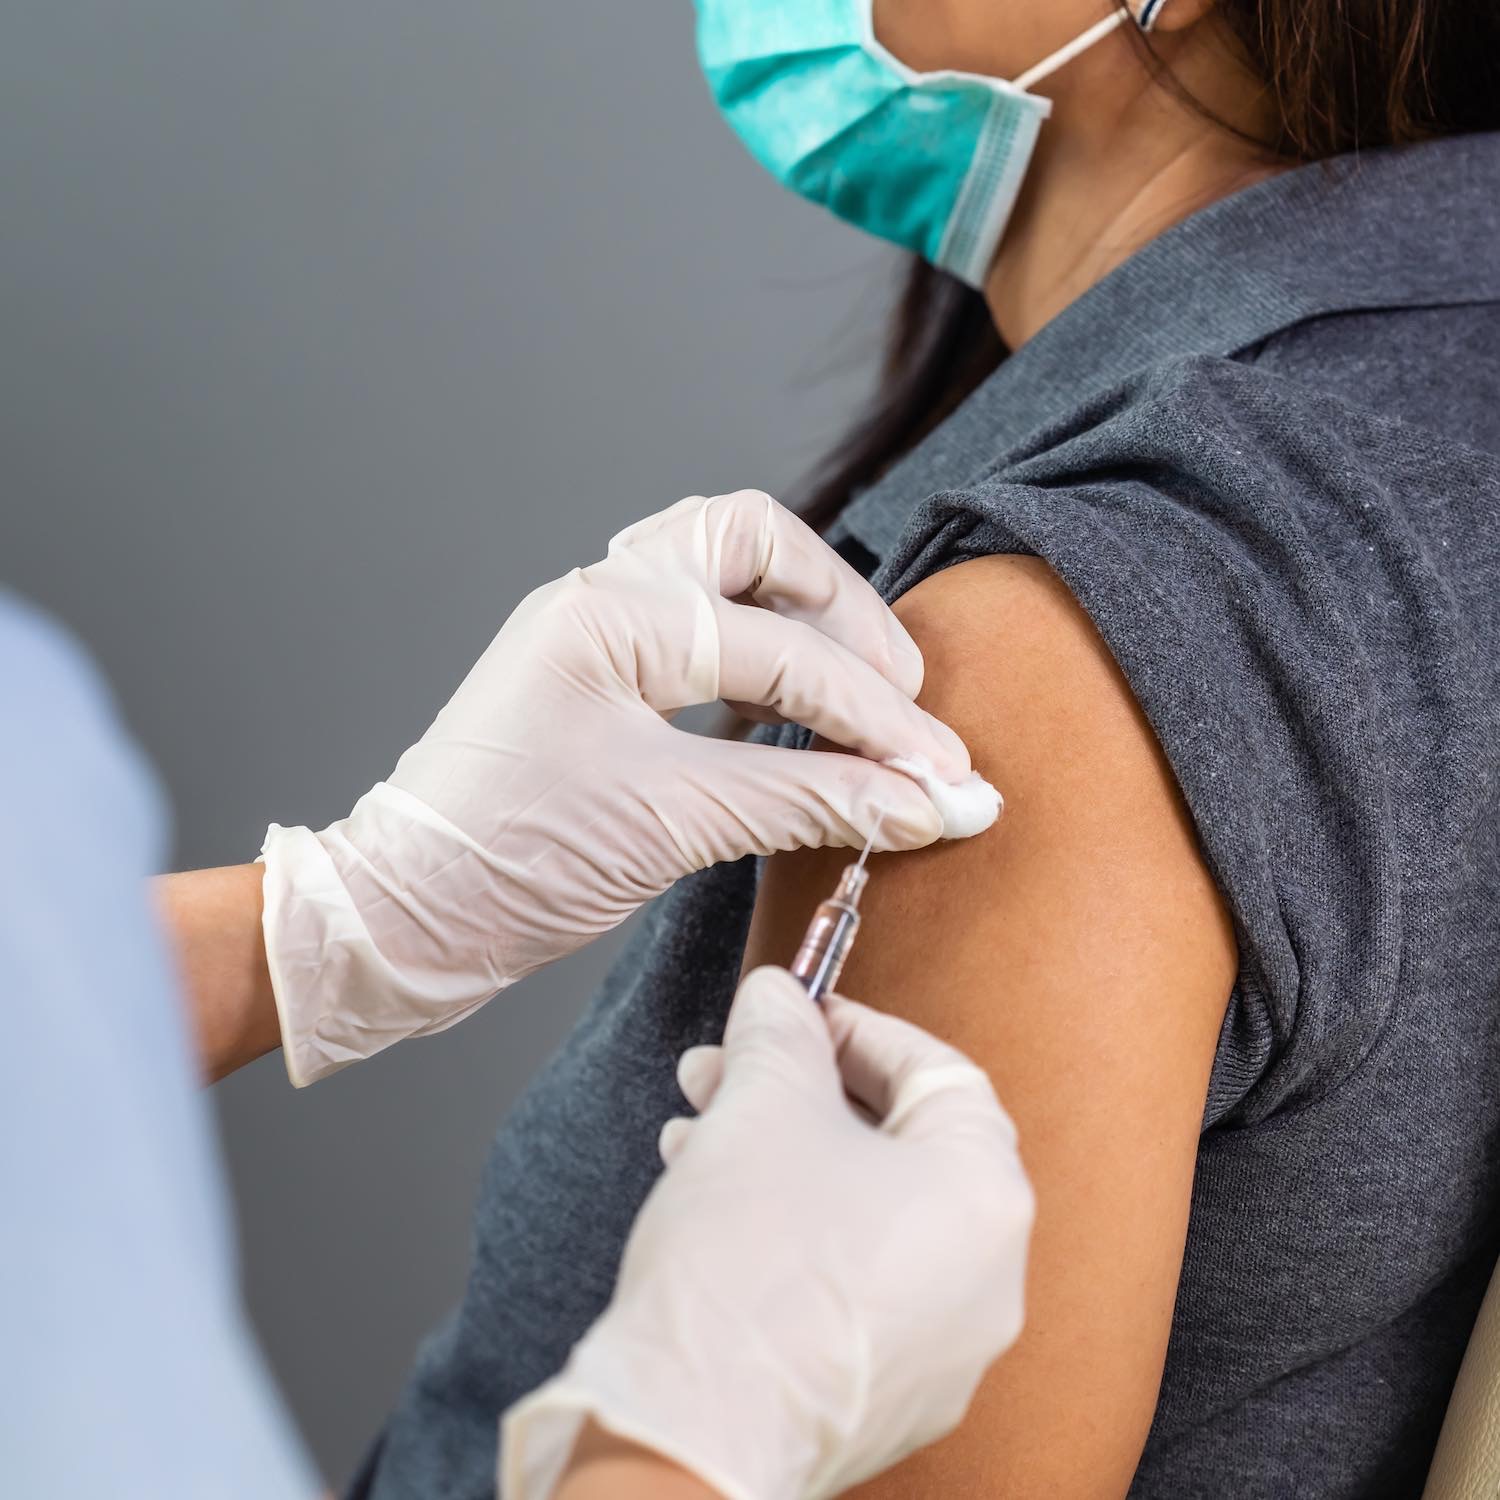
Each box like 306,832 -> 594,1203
799,1 -> 1500,533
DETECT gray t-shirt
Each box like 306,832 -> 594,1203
360,135 -> 1500,1499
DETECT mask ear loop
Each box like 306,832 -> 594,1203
1139,0 -> 1171,31
1012,1 -> 1171,93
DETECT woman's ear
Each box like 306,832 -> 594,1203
1138,0 -> 1216,34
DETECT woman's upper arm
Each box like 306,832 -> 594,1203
743,553 -> 1238,1498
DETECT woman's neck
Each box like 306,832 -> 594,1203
985,38 -> 1284,349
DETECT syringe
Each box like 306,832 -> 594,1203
790,814 -> 881,1004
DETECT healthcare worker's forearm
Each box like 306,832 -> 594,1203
154,864 -> 282,1082
552,1422 -> 722,1500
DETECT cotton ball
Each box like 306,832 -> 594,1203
885,754 -> 1003,840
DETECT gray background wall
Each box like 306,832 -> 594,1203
1,1 -> 895,1484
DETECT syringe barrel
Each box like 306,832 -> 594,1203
790,863 -> 869,1003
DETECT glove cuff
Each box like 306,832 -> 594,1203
500,1304 -> 824,1500
260,821 -> 370,1086
259,787 -> 506,1085
501,1385 -> 764,1500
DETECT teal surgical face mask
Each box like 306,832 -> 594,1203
697,0 -> 1169,287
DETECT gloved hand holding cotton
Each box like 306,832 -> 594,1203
887,752 -> 1003,839
258,490 -> 998,1086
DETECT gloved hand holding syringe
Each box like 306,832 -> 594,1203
502,966 -> 1033,1500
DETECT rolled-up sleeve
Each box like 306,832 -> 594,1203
878,359 -> 1433,1126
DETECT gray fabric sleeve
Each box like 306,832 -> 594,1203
875,358 -> 1463,1125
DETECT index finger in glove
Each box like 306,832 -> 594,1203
823,994 -> 1020,1150
713,599 -> 971,781
610,490 -> 926,699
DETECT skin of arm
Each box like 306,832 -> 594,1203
153,864 -> 281,1083
552,1421 -> 722,1500
744,554 -> 1238,1498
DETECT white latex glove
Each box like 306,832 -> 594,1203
501,967 -> 1034,1500
261,491 -> 971,1085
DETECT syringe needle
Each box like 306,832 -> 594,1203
854,806 -> 886,876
